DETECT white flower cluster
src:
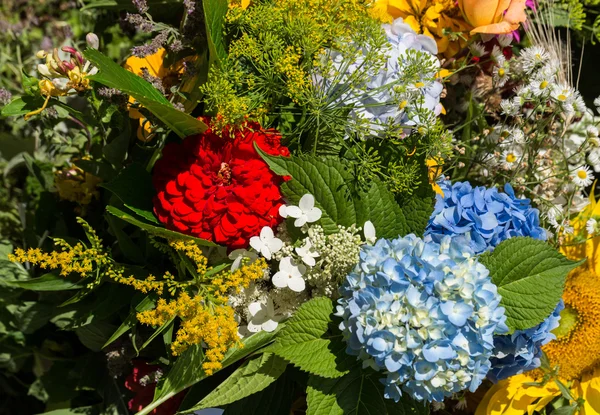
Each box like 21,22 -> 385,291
229,193 -> 374,335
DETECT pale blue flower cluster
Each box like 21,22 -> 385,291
488,300 -> 564,382
323,17 -> 443,136
336,234 -> 508,403
425,181 -> 547,255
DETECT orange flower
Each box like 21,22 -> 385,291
458,0 -> 528,35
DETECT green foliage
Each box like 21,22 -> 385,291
203,0 -> 229,68
270,297 -> 353,379
479,237 -> 584,331
187,353 -> 288,411
83,49 -> 208,138
307,368 -> 428,415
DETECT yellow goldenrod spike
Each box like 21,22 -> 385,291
24,94 -> 51,120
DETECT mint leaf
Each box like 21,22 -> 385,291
9,273 -> 81,291
257,147 -> 409,238
271,297 -> 351,378
479,237 -> 584,331
188,353 -> 287,410
203,0 -> 228,68
307,369 -> 428,415
83,49 -> 207,138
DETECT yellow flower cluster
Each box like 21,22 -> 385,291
169,239 -> 208,276
54,164 -> 101,206
373,0 -> 471,57
274,46 -> 309,103
210,258 -> 267,302
137,292 -> 240,375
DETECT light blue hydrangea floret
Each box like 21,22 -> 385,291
325,17 -> 443,135
488,300 -> 564,382
425,181 -> 547,255
336,234 -> 508,403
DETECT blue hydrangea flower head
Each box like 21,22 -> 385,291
322,17 -> 443,137
336,234 -> 508,403
488,300 -> 564,382
425,181 -> 547,254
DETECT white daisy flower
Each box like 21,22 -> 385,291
572,165 -> 594,187
587,218 -> 598,236
520,46 -> 549,73
500,147 -> 522,169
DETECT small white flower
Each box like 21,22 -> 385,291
572,165 -> 594,187
279,194 -> 322,227
363,221 -> 377,244
588,149 -> 600,172
295,239 -> 319,266
500,99 -> 520,116
587,126 -> 599,139
587,218 -> 598,236
247,298 -> 279,333
469,42 -> 486,57
520,46 -> 549,73
500,147 -> 521,170
594,96 -> 600,114
272,256 -> 306,292
228,249 -> 258,271
249,226 -> 283,260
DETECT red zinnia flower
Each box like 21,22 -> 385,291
153,119 -> 289,249
125,361 -> 184,415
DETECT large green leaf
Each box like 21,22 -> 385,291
106,206 -> 218,247
1,96 -> 46,116
103,295 -> 155,349
307,369 -> 428,415
203,0 -> 228,68
222,370 -> 294,415
83,49 -> 207,138
271,297 -> 352,379
8,273 -> 81,291
479,237 -> 583,331
136,328 -> 281,415
257,147 -> 410,238
186,353 -> 287,411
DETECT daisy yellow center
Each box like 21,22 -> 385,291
498,68 -> 505,77
540,80 -> 549,89
578,170 -> 588,179
414,82 -> 425,88
399,100 -> 408,109
558,94 -> 568,101
506,153 -> 517,163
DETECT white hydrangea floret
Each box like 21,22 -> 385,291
279,194 -> 322,227
249,226 -> 283,260
272,256 -> 306,292
247,298 -> 280,333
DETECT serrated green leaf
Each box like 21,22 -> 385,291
257,147 -> 408,238
83,49 -> 207,138
479,237 -> 583,331
307,369 -> 428,415
1,96 -> 46,116
400,195 -> 433,237
271,297 -> 351,378
9,273 -> 81,291
203,0 -> 228,68
222,369 -> 294,415
187,353 -> 287,411
137,328 -> 281,415
106,206 -> 218,247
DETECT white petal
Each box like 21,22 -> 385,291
305,207 -> 322,223
267,237 -> 283,253
299,194 -> 315,211
38,64 -> 52,77
290,261 -> 307,277
231,256 -> 243,271
260,226 -> 274,240
278,257 -> 293,272
364,221 -> 376,240
261,319 -> 279,332
260,245 -> 272,260
285,206 -> 303,218
87,66 -> 98,76
249,236 -> 263,252
272,271 -> 289,288
302,256 -> 316,267
228,249 -> 245,260
248,301 -> 263,317
247,321 -> 263,333
294,216 -> 307,227
288,276 -> 306,292
279,205 -> 288,218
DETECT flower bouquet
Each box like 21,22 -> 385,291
1,0 -> 600,414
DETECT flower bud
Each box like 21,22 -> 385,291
86,33 -> 99,49
36,50 -> 48,59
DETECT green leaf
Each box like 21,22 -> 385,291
101,162 -> 157,223
271,297 -> 350,378
23,153 -> 54,192
75,320 -> 118,352
400,195 -> 434,237
106,205 -> 218,247
9,273 -> 81,291
479,237 -> 584,331
137,328 -> 281,415
103,123 -> 131,166
188,353 -> 287,411
257,147 -> 408,238
1,96 -> 46,117
103,295 -> 155,348
203,0 -> 228,68
222,370 -> 294,415
138,318 -> 175,353
83,49 -> 207,138
37,407 -> 101,415
551,405 -> 578,415
307,369 -> 428,415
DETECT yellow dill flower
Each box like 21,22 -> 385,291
137,292 -> 240,375
373,0 -> 471,57
210,258 -> 267,302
